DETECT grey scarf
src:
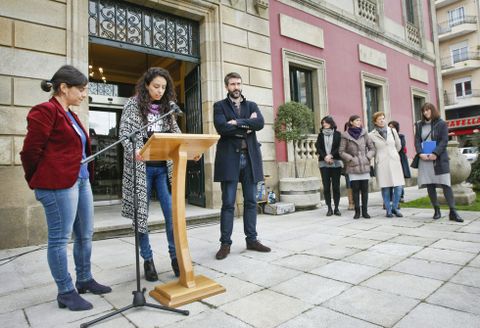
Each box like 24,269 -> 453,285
322,128 -> 334,155
375,126 -> 388,140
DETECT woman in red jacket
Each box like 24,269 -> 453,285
20,65 -> 111,311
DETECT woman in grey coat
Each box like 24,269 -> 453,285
411,103 -> 463,222
339,115 -> 376,219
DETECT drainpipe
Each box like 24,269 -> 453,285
429,0 -> 444,118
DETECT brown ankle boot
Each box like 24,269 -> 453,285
347,189 -> 354,210
246,240 -> 271,252
215,244 -> 230,260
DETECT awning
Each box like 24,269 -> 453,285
448,128 -> 480,136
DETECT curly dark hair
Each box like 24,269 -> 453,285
135,67 -> 176,122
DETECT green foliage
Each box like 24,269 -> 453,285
467,158 -> 480,190
402,191 -> 480,211
274,101 -> 314,143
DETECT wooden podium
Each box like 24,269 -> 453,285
140,133 -> 225,307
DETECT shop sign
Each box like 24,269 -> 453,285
446,116 -> 480,128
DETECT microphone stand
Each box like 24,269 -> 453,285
81,108 -> 189,328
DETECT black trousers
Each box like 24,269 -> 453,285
426,184 -> 456,209
320,167 -> 342,208
350,179 -> 369,209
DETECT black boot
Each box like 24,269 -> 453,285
144,259 -> 158,281
433,206 -> 441,220
354,207 -> 360,219
362,206 -> 371,219
171,258 -> 180,277
449,208 -> 464,222
326,206 -> 333,216
333,207 -> 341,216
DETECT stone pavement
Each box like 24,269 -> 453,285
1,187 -> 480,328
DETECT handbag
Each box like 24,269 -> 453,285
369,165 -> 375,177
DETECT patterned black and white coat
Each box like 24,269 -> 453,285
119,97 -> 181,233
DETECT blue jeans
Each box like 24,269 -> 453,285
140,165 -> 176,261
220,153 -> 258,245
35,178 -> 93,294
381,186 -> 403,215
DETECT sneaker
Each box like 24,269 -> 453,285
215,244 -> 231,260
246,240 -> 271,252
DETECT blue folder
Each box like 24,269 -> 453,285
421,141 -> 437,154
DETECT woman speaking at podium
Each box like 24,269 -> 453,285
119,67 -> 181,281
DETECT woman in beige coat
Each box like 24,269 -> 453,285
339,115 -> 375,219
369,112 -> 405,217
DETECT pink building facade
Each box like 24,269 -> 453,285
269,0 -> 439,162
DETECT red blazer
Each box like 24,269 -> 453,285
20,97 -> 93,190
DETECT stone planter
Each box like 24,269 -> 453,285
439,140 -> 476,205
279,177 -> 321,210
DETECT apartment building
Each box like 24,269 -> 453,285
437,0 -> 480,145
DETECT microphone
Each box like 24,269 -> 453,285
169,101 -> 184,116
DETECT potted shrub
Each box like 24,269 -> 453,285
274,101 -> 320,209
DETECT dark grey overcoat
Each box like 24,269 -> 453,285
213,96 -> 264,183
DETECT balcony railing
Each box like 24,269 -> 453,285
438,15 -> 477,35
293,135 -> 318,160
406,23 -> 420,45
357,0 -> 377,24
444,90 -> 480,106
441,52 -> 480,69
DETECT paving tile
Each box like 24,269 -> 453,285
0,310 -> 29,328
303,245 -> 359,260
331,237 -> 380,250
239,245 -> 291,263
427,282 -> 480,315
368,242 -> 423,257
162,309 -> 252,328
458,221 -> 480,233
0,283 -> 57,314
412,247 -> 476,266
394,303 -> 480,328
361,271 -> 442,299
421,223 -> 462,232
271,273 -> 351,305
198,255 -> 265,276
450,267 -> 480,288
430,239 -> 480,254
341,222 -> 380,231
388,235 -> 437,247
344,251 -> 406,269
446,232 -> 480,243
219,290 -> 311,328
25,294 -> 113,328
390,258 -> 461,281
352,230 -> 398,241
324,286 -> 419,327
274,238 -> 328,252
310,261 -> 382,284
469,254 -> 480,268
201,275 -> 262,307
277,306 -> 381,328
230,262 -> 301,288
271,254 -> 331,272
